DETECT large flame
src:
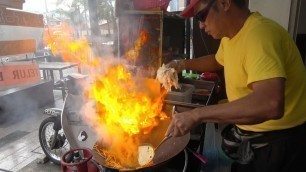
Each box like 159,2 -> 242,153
125,29 -> 149,63
44,22 -> 98,66
87,65 -> 167,168
92,66 -> 166,135
44,25 -> 167,168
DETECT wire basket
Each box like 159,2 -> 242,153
133,0 -> 171,11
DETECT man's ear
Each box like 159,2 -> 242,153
219,0 -> 231,11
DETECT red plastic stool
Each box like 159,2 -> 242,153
61,147 -> 99,172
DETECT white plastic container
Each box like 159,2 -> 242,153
166,84 -> 195,103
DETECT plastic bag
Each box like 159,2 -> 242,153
202,123 -> 233,172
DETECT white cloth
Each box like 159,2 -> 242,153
156,64 -> 180,92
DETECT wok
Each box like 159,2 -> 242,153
93,132 -> 190,171
92,102 -> 201,171
92,116 -> 190,171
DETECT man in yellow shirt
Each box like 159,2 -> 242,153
166,0 -> 306,171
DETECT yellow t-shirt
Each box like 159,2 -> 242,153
215,12 -> 306,132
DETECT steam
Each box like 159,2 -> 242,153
0,89 -> 40,127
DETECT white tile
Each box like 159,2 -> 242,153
0,79 -> 65,171
0,154 -> 27,169
11,154 -> 43,171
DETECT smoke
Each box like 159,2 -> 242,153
0,89 -> 40,127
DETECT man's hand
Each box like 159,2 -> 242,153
166,110 -> 200,137
165,60 -> 185,73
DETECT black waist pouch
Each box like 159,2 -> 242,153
221,125 -> 266,164
221,122 -> 306,164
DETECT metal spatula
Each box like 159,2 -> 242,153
154,106 -> 176,150
154,134 -> 172,151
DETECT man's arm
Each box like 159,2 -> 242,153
196,77 -> 285,124
170,77 -> 285,136
185,55 -> 223,72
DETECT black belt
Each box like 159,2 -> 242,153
236,121 -> 306,145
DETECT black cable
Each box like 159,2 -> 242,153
199,27 -> 210,55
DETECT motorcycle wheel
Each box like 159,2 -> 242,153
39,116 -> 70,165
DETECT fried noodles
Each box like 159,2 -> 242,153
93,143 -> 123,169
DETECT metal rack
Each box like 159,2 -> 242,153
117,10 -> 186,77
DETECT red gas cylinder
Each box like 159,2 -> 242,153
61,147 -> 99,172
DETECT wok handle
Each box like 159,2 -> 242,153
186,147 -> 208,164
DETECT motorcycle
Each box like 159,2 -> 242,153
39,73 -> 90,165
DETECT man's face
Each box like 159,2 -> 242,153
194,0 -> 224,39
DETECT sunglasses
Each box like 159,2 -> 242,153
195,0 -> 216,22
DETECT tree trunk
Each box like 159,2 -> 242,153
107,20 -> 111,35
88,0 -> 102,56
109,0 -> 118,56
